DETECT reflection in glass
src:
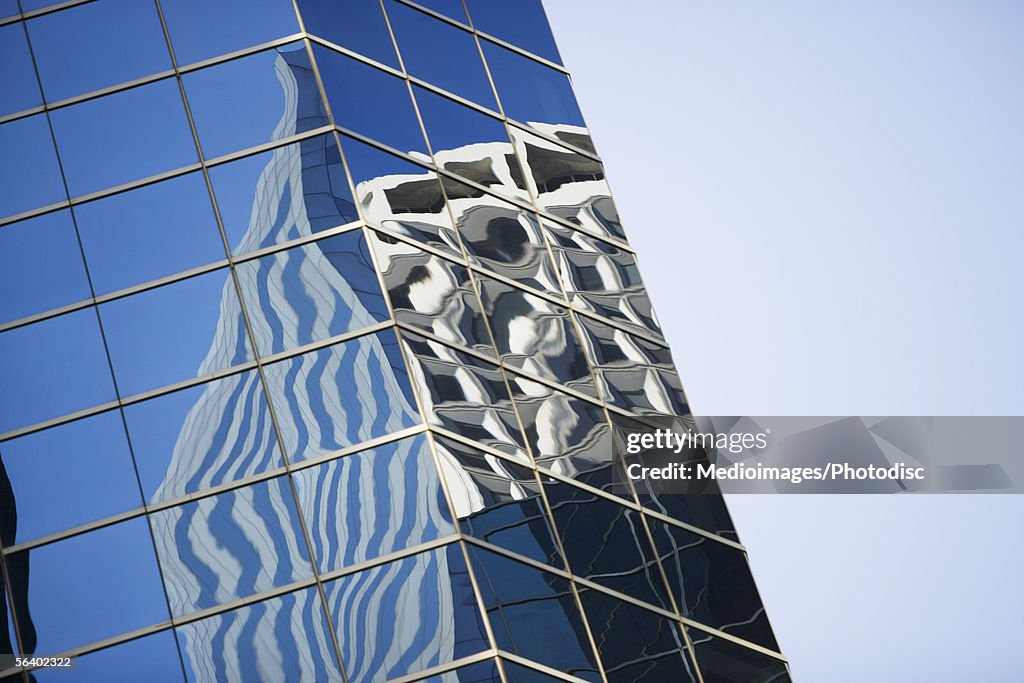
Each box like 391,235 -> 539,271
323,544 -> 489,682
160,0 -> 300,66
0,210 -> 90,324
0,113 -> 65,220
688,628 -> 791,683
415,659 -> 502,683
0,22 -> 43,116
465,0 -> 562,65
150,476 -> 313,616
33,629 -> 185,683
176,587 -> 343,683
296,0 -> 398,68
501,660 -> 575,682
405,0 -> 468,25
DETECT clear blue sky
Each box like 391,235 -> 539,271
545,1 -> 1024,680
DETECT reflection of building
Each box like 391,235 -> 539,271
0,2 -> 786,682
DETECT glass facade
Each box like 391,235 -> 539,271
0,1 -> 788,682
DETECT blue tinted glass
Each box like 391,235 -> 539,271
0,113 -> 65,220
0,411 -> 140,545
27,0 -> 171,102
0,210 -> 90,324
33,630 -> 186,683
312,44 -> 427,155
293,435 -> 455,572
262,330 -> 420,462
0,0 -> 17,20
419,660 -> 502,683
386,2 -> 495,109
100,270 -> 253,396
413,86 -> 510,153
50,79 -> 197,197
176,588 -> 343,683
405,0 -> 467,24
502,661 -> 571,683
296,0 -> 398,68
236,232 -> 389,356
0,309 -> 115,433
7,517 -> 168,654
466,0 -> 561,65
185,43 -> 327,159
481,40 -> 584,128
150,476 -> 312,616
123,370 -> 283,504
323,544 -> 489,682
0,22 -> 42,116
161,0 -> 300,65
75,172 -> 224,295
209,134 -> 358,255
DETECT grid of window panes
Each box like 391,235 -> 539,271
0,1 -> 788,681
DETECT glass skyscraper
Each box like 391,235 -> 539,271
0,1 -> 788,681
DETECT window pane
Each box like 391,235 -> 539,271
185,43 -> 326,159
0,0 -> 18,20
75,172 -> 224,295
263,329 -> 420,462
454,201 -> 559,293
0,210 -> 90,324
161,0 -> 300,66
209,134 -> 358,255
313,45 -> 427,155
323,544 -> 489,683
50,79 -> 197,197
236,231 -> 389,356
0,309 -> 115,433
100,269 -> 253,396
5,517 -> 168,654
465,0 -> 561,65
296,0 -> 398,68
32,630 -> 186,683
294,434 -> 455,572
123,369 -> 283,504
27,0 -> 171,102
688,628 -> 791,683
0,113 -> 65,220
386,2 -> 496,109
502,660 -> 575,683
406,0 -> 467,25
0,22 -> 42,116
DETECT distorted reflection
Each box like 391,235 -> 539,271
688,628 -> 791,683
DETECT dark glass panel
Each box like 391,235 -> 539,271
209,134 -> 358,255
161,0 -> 300,66
185,43 -> 326,159
465,545 -> 601,681
368,231 -> 492,355
688,629 -> 791,683
27,0 -> 171,102
324,544 -> 489,683
0,210 -> 90,324
75,172 -> 224,295
262,329 -> 420,462
0,309 -> 115,433
4,517 -> 167,654
433,436 -> 562,569
50,79 -> 197,197
0,114 -> 65,220
313,45 -> 426,155
406,0 -> 467,24
100,269 -> 253,396
0,22 -> 42,116
237,231 -> 388,356
415,659 -> 502,683
501,660 -> 574,682
294,434 -> 455,572
0,0 -> 17,19
386,2 -> 496,109
635,492 -> 738,544
33,630 -> 186,683
296,0 -> 398,68
465,0 -> 561,65
122,369 -> 283,504
150,476 -> 313,617
175,588 -> 343,683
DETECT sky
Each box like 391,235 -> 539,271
544,1 -> 1024,680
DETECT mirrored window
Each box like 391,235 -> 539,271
296,0 -> 398,68
688,628 -> 791,683
123,369 -> 283,504
0,22 -> 42,116
0,309 -> 115,433
161,0 -> 300,66
466,0 -> 561,65
32,629 -> 186,683
454,202 -> 559,293
185,43 -> 327,159
27,0 -> 171,102
176,587 -> 343,683
323,544 -> 489,683
263,329 -> 420,462
237,231 -> 389,357
0,210 -> 90,324
386,2 -> 496,109
635,492 -> 738,544
209,134 -> 358,255
75,172 -> 224,295
502,660 -> 577,683
5,517 -> 168,654
415,659 -> 502,683
50,79 -> 197,198
0,113 -> 65,220
100,269 -> 253,397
